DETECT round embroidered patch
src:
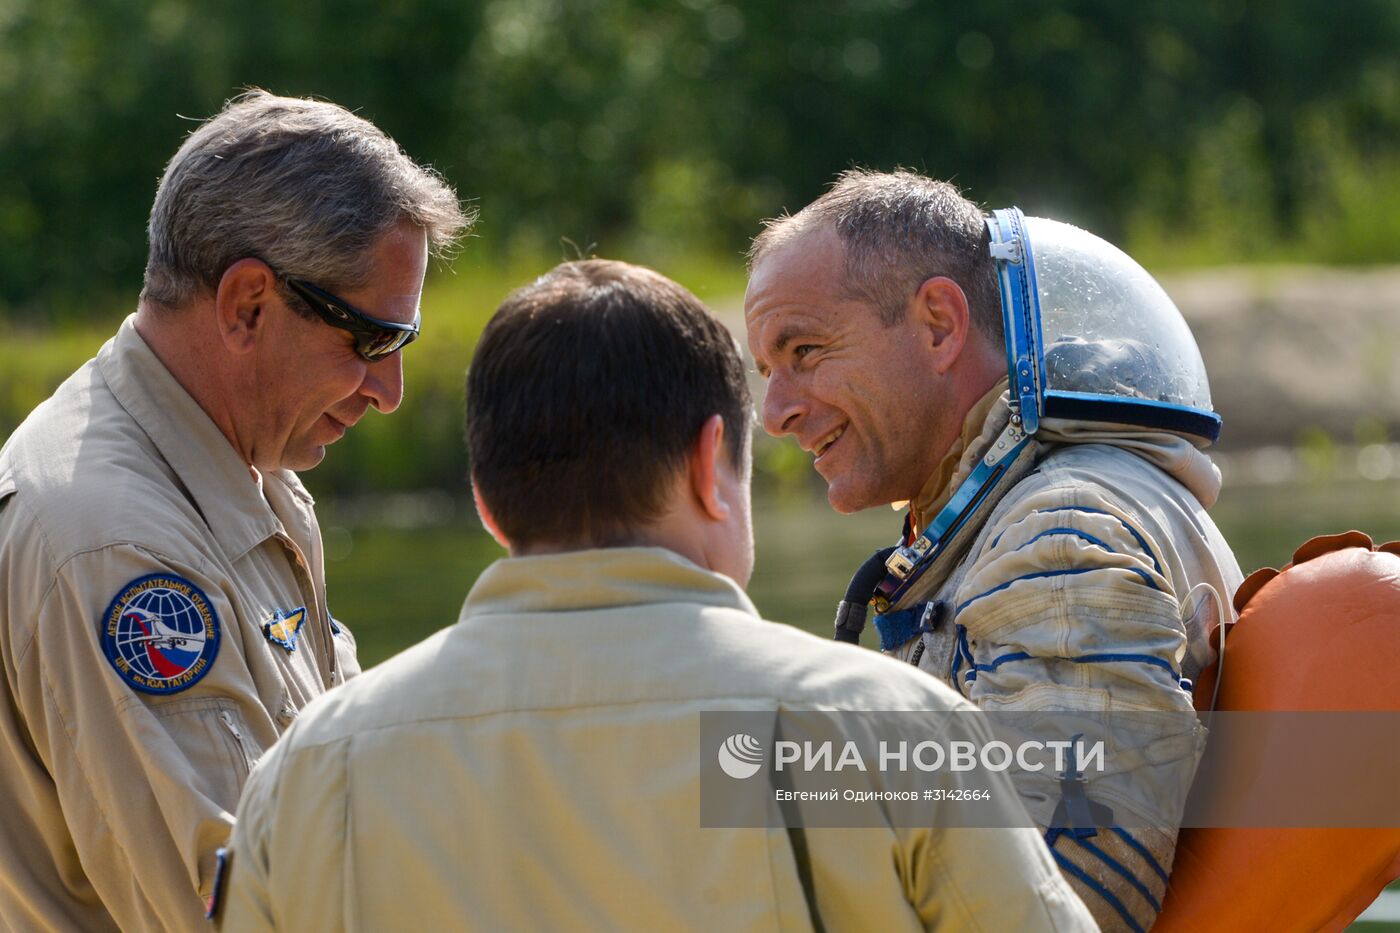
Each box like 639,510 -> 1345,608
100,573 -> 220,695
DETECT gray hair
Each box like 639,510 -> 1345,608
141,89 -> 473,311
748,169 -> 1003,343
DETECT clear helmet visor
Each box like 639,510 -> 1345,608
1026,216 -> 1212,412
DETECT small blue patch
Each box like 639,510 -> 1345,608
205,846 -> 231,920
100,573 -> 220,695
263,607 -> 308,652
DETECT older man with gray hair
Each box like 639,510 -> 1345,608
0,90 -> 469,930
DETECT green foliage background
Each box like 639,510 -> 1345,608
7,0 -> 1400,323
8,0 -> 1400,501
6,0 -> 1400,500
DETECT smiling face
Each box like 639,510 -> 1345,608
249,222 -> 429,472
745,225 -> 961,513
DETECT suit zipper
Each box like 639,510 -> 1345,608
219,710 -> 258,770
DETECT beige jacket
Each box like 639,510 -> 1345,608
882,393 -> 1242,932
222,548 -> 1095,932
0,318 -> 359,931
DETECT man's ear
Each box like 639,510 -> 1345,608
471,481 -> 511,550
911,276 -> 971,375
688,414 -> 731,522
215,259 -> 278,355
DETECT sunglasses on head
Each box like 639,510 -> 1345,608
283,277 -> 420,362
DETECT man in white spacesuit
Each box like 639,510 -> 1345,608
745,169 -> 1243,932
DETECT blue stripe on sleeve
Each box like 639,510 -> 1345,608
1050,846 -> 1145,933
961,650 -> 1184,686
989,507 -> 1163,578
955,564 -> 1159,617
1111,827 -> 1170,884
1073,835 -> 1162,912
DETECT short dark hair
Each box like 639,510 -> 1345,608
749,169 -> 1003,343
467,260 -> 751,550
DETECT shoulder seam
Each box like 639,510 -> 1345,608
14,540 -> 222,672
1003,466 -> 1162,541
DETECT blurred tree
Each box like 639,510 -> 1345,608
5,0 -> 1400,319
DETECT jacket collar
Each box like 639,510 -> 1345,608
905,379 -> 1226,535
907,377 -> 1010,535
1036,419 -> 1223,507
99,315 -> 285,561
461,547 -> 760,620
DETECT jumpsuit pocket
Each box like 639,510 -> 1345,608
148,695 -> 262,815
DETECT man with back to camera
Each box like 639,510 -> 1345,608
744,169 -> 1242,932
0,90 -> 469,929
217,259 -> 1096,931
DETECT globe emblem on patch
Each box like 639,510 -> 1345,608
717,733 -> 765,779
101,574 -> 220,695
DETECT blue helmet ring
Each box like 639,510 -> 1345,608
986,208 -> 1220,445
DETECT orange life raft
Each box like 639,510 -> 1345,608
1153,532 -> 1400,932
